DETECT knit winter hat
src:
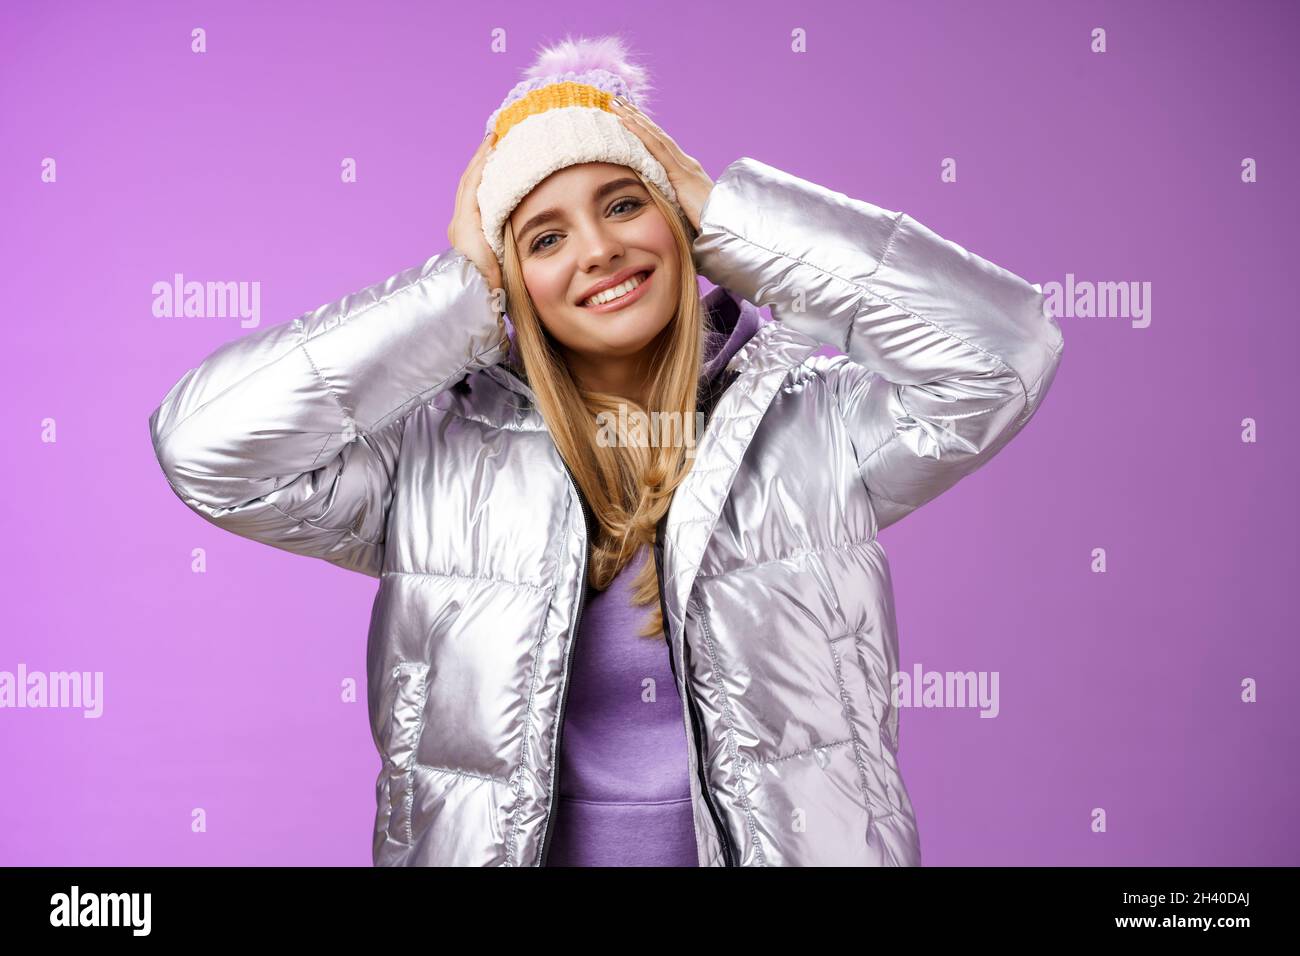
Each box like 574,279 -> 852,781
477,34 -> 684,266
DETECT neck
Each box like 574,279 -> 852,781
563,343 -> 657,409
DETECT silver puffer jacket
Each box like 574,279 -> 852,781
148,157 -> 1063,866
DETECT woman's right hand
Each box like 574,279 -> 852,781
448,132 -> 503,295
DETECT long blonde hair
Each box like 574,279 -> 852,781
500,171 -> 723,638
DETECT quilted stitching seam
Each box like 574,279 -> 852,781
825,629 -> 883,831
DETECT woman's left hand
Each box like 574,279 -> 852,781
611,97 -> 714,233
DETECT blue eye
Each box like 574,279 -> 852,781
610,197 -> 643,216
528,197 -> 645,254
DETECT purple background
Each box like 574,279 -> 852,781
2,0 -> 1297,866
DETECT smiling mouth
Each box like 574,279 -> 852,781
578,270 -> 653,308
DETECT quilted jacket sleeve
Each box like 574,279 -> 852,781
692,157 -> 1064,532
147,250 -> 509,576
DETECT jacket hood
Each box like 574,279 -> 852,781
699,286 -> 767,381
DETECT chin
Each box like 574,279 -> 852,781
574,314 -> 665,349
592,335 -> 660,358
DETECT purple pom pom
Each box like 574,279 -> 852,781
522,33 -> 654,109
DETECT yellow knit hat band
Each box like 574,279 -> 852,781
492,81 -> 615,142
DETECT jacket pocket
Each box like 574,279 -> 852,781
385,661 -> 430,845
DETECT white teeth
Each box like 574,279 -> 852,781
583,272 -> 647,307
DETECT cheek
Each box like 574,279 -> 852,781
643,222 -> 679,309
637,213 -> 677,260
524,261 -> 569,309
523,262 -> 583,346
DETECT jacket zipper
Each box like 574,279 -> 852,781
537,458 -> 593,867
653,514 -> 736,866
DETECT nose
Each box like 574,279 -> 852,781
574,218 -> 625,272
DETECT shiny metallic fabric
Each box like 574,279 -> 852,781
148,157 -> 1063,866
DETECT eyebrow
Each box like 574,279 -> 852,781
515,177 -> 647,244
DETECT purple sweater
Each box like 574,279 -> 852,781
544,290 -> 764,867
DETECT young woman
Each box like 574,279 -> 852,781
148,36 -> 1063,867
